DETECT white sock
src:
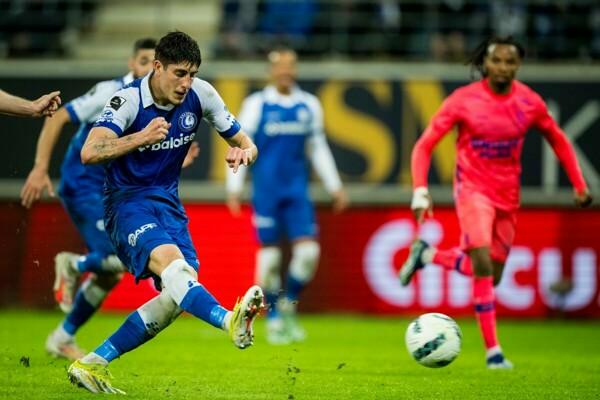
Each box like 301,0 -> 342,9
421,247 -> 435,264
486,345 -> 502,359
55,324 -> 73,342
222,311 -> 233,331
80,352 -> 109,366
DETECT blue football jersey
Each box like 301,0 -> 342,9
239,85 -> 324,197
59,73 -> 134,199
94,74 -> 240,202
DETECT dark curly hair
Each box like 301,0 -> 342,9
467,36 -> 525,79
155,31 -> 201,68
133,37 -> 157,53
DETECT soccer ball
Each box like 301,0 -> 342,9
405,313 -> 462,368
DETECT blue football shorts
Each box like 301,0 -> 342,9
251,193 -> 317,245
105,196 -> 199,281
61,193 -> 115,257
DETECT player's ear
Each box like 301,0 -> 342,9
153,59 -> 163,74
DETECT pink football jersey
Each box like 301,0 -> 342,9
412,79 -> 586,210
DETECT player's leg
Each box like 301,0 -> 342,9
490,209 -> 517,287
399,242 -> 473,285
162,204 -> 264,347
47,272 -> 122,360
280,196 -> 319,341
253,196 -> 288,344
480,209 -> 517,369
256,245 -> 287,343
460,199 -> 512,369
55,197 -> 126,312
69,289 -> 181,394
151,244 -> 264,349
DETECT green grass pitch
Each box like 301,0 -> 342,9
1,310 -> 599,399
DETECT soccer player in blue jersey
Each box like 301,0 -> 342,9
66,31 -> 264,394
20,38 -> 162,360
226,48 -> 348,344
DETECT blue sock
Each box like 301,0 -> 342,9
62,287 -> 98,335
286,275 -> 305,303
180,285 -> 228,329
76,252 -> 104,274
94,312 -> 151,362
265,290 -> 280,319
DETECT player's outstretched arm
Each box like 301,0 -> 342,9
535,102 -> 591,208
307,134 -> 348,213
81,117 -> 170,164
224,130 -> 258,173
0,89 -> 61,117
20,107 -> 71,208
410,94 -> 458,223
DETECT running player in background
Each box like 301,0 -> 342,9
226,48 -> 348,344
20,38 -> 166,360
399,36 -> 592,369
67,31 -> 263,394
0,88 -> 61,117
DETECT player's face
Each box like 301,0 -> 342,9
484,44 -> 521,93
129,49 -> 155,79
155,61 -> 199,105
270,51 -> 297,93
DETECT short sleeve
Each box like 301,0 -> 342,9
93,87 -> 139,136
65,80 -> 120,125
192,79 -> 241,138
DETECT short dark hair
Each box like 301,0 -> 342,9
133,37 -> 157,54
155,31 -> 201,68
467,36 -> 525,78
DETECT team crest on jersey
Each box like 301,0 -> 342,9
178,112 -> 198,132
110,96 -> 126,110
98,109 -> 114,123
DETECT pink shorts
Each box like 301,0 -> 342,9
455,192 -> 517,263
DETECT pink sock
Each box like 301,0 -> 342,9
473,276 -> 499,351
432,248 -> 472,276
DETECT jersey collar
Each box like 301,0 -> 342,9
141,72 -> 175,111
264,85 -> 302,106
122,72 -> 134,86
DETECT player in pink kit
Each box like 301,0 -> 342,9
399,36 -> 592,369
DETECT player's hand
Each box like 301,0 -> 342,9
31,91 -> 62,117
226,193 -> 242,217
20,167 -> 55,208
411,187 -> 433,224
331,189 -> 349,214
182,142 -> 200,169
574,188 -> 592,208
226,147 -> 252,173
141,117 -> 170,146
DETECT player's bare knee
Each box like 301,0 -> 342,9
290,240 -> 320,282
148,244 -> 186,276
256,246 -> 282,291
491,260 -> 505,286
469,247 -> 493,277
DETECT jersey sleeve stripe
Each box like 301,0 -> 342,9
217,120 -> 241,138
94,121 -> 124,136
